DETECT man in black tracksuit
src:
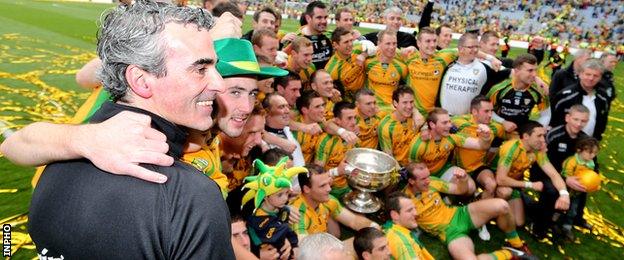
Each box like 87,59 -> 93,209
550,60 -> 610,141
531,60 -> 610,238
529,105 -> 589,237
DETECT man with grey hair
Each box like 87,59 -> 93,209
550,59 -> 609,140
298,233 -> 350,260
549,48 -> 593,96
363,7 -> 416,48
26,1 -> 235,258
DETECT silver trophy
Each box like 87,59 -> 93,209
343,148 -> 399,214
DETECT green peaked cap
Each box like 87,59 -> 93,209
214,38 -> 288,79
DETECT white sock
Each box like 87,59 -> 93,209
479,225 -> 491,241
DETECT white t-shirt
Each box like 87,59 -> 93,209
439,59 -> 488,115
582,94 -> 597,136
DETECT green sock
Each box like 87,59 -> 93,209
505,230 -> 523,248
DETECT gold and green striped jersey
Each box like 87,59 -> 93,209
404,48 -> 458,114
325,52 -> 365,94
494,139 -> 549,180
364,54 -> 407,113
289,194 -> 343,235
384,222 -> 434,260
561,153 -> 595,178
356,110 -> 385,150
182,137 -> 228,198
452,115 -> 506,173
403,178 -> 457,239
324,99 -> 335,120
70,86 -> 111,124
378,113 -> 416,166
292,116 -> 323,164
315,133 -> 355,189
408,133 -> 467,176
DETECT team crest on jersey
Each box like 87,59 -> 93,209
524,98 -> 531,105
434,70 -> 440,75
473,69 -> 479,75
391,72 -> 397,78
321,39 -> 326,46
514,99 -> 520,105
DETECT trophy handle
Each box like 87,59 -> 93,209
344,164 -> 356,176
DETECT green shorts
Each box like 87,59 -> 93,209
510,188 -> 522,200
442,206 -> 476,245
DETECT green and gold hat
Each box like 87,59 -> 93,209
241,157 -> 308,210
215,38 -> 287,78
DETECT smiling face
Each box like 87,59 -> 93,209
266,94 -> 291,128
429,113 -> 452,137
240,114 -> 265,156
217,77 -> 258,137
471,101 -> 493,124
523,127 -> 546,152
513,62 -> 537,88
394,197 -> 418,229
480,36 -> 499,56
253,11 -> 276,31
335,108 -> 358,132
293,45 -> 314,70
565,110 -> 589,135
333,32 -> 354,57
378,33 -> 398,59
384,12 -> 402,31
306,7 -> 328,34
277,79 -> 302,107
356,93 -> 378,119
458,38 -> 479,61
578,68 -> 602,90
145,23 -> 225,131
302,97 -> 326,123
311,70 -> 335,99
408,163 -> 431,192
393,93 -> 414,121
438,27 -> 453,48
336,11 -> 354,31
417,32 -> 437,58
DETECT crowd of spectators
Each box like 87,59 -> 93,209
246,0 -> 623,52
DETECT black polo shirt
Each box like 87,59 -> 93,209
530,124 -> 588,181
29,101 -> 234,259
